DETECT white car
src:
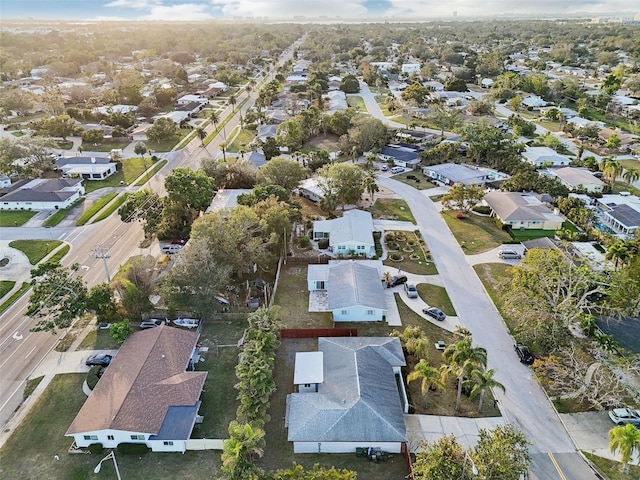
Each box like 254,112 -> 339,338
173,318 -> 199,329
609,407 -> 640,425
390,166 -> 405,174
498,249 -> 522,259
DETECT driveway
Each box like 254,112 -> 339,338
378,176 -> 581,458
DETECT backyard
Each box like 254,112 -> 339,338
442,210 -> 512,254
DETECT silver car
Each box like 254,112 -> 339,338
404,283 -> 418,298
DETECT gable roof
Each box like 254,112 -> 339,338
1,178 -> 82,203
327,261 -> 387,311
66,326 -> 206,437
313,210 -> 374,247
522,146 -> 570,165
424,163 -> 488,185
554,167 -> 604,187
484,191 -> 562,223
287,337 -> 406,443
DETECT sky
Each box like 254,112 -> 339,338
0,0 -> 638,21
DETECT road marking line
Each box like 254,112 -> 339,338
548,452 -> 567,480
25,345 -> 37,359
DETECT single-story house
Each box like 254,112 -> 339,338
423,80 -> 444,91
297,178 -> 323,203
175,101 -> 205,116
324,90 -> 348,112
599,128 -> 638,152
395,129 -> 435,145
422,163 -> 490,186
66,326 -> 207,453
56,156 -> 117,180
379,144 -> 422,169
480,78 -> 494,88
154,111 -> 189,125
484,191 -> 564,230
567,117 -> 605,131
307,260 -> 387,322
206,188 -> 252,213
551,167 -> 604,193
176,94 -> 208,106
130,123 -> 152,142
248,150 -> 267,168
401,63 -> 420,74
95,104 -> 138,115
522,237 -> 560,253
522,146 -> 571,167
256,124 -> 278,143
286,336 -> 408,453
0,178 -> 84,211
312,209 -> 375,258
521,95 -> 548,110
597,194 -> 640,236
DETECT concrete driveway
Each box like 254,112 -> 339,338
405,414 -> 504,452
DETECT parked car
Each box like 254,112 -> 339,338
85,354 -> 112,367
387,275 -> 408,287
423,307 -> 446,321
514,343 -> 534,365
404,283 -> 418,298
98,322 -> 111,330
162,244 -> 182,254
390,166 -> 404,174
609,407 -> 640,426
380,164 -> 389,171
140,319 -> 165,329
173,317 -> 199,329
498,249 -> 522,259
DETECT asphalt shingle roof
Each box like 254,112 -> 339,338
327,262 -> 387,311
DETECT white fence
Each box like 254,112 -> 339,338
185,438 -> 225,450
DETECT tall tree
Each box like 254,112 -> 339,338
412,435 -> 474,480
408,359 -> 443,408
442,182 -> 484,214
164,168 -> 216,213
221,421 -> 264,480
609,424 -> 640,474
473,424 -> 531,480
363,172 -> 379,202
623,167 -> 639,185
316,162 -> 365,211
441,336 -> 487,412
467,368 -> 505,412
257,157 -> 307,190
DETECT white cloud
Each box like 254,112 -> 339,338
213,0 -> 369,17
140,3 -> 213,20
105,0 -> 160,8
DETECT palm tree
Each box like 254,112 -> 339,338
363,173 -> 379,202
441,337 -> 487,412
220,141 -> 228,162
623,167 -> 639,185
382,271 -> 392,287
606,239 -> 630,269
468,368 -> 505,412
229,94 -> 237,112
134,141 -> 148,169
408,359 -> 443,408
221,421 -> 265,480
196,127 -> 206,146
609,423 -> 640,473
601,158 -> 623,186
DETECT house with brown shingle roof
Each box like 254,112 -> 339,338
66,326 -> 207,453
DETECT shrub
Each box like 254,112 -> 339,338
385,232 -> 396,242
389,252 -> 403,261
472,205 -> 491,215
318,238 -> 329,249
86,366 -> 103,390
387,241 -> 399,250
117,443 -> 150,455
88,443 -> 104,454
298,236 -> 311,248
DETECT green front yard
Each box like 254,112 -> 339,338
368,198 -> 416,223
392,170 -> 436,191
583,452 -> 640,480
226,127 -> 257,153
9,240 -> 63,265
416,283 -> 456,316
442,210 -> 512,254
84,157 -> 149,193
346,95 -> 365,111
0,210 -> 37,227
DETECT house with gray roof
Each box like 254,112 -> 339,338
379,144 -> 422,169
422,163 -> 490,186
521,146 -> 570,167
313,209 -> 375,258
550,167 -> 604,193
286,336 -> 408,453
0,178 -> 84,211
56,156 -> 117,180
597,194 -> 640,236
307,260 -> 387,322
66,326 -> 207,453
484,191 -> 563,231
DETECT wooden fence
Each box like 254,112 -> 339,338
280,328 -> 357,338
401,442 -> 414,479
284,255 -> 330,264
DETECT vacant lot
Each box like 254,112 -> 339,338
368,198 -> 416,223
302,133 -> 341,153
442,211 -> 512,254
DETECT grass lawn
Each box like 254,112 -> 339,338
583,452 -> 640,480
534,119 -> 562,132
0,280 -> 15,299
78,327 -> 121,350
134,159 -> 166,186
226,128 -> 257,153
84,157 -> 149,194
0,374 -> 223,480
392,170 -> 436,190
416,284 -> 456,316
9,240 -> 63,265
301,133 -> 341,153
145,128 -> 193,152
509,228 -> 556,241
91,194 -> 130,223
368,198 -> 416,224
82,140 -> 129,152
0,210 -> 37,227
619,159 -> 640,171
43,199 -> 85,227
442,210 -> 512,254
346,95 -> 366,111
473,263 -> 514,329
0,282 -> 30,314
76,193 -> 118,226
612,180 -> 640,197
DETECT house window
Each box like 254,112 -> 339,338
84,435 -> 98,441
341,310 -> 348,315
107,435 -> 114,440
337,245 -> 345,250
130,434 -> 145,440
366,310 -> 374,316
357,245 -> 365,250
316,281 -> 325,289
163,441 -> 174,446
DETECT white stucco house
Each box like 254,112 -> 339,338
297,178 -> 324,203
596,194 -> 640,236
422,163 -> 491,186
287,336 -> 408,454
0,178 -> 84,211
307,260 -> 387,322
484,191 -> 564,231
66,326 -> 207,453
312,209 -> 375,258
551,167 -> 604,193
522,146 -> 571,167
56,156 -> 117,180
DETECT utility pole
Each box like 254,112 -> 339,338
94,246 -> 111,283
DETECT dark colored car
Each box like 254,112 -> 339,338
422,307 -> 446,321
388,275 -> 408,287
514,343 -> 534,365
140,319 -> 165,329
85,354 -> 112,367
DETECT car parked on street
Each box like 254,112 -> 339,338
422,307 -> 446,321
404,282 -> 418,298
387,275 -> 408,287
514,343 -> 534,365
140,319 -> 166,329
85,354 -> 112,367
609,407 -> 640,426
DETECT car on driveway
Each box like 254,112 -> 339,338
85,354 -> 112,367
140,319 -> 165,329
514,343 -> 534,365
609,407 -> 640,425
387,275 -> 408,287
423,307 -> 446,321
98,322 -> 111,330
404,282 -> 418,298
173,317 -> 199,329
498,249 -> 522,259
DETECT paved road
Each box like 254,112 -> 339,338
378,176 -> 598,480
